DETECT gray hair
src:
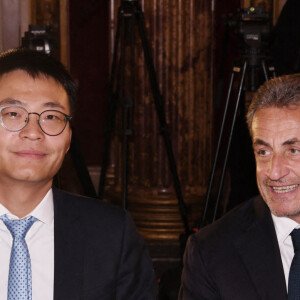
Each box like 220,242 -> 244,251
247,73 -> 300,133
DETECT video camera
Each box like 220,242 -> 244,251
239,6 -> 272,51
21,25 -> 55,55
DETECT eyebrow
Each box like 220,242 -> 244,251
253,139 -> 270,147
0,98 -> 22,106
43,101 -> 66,110
253,138 -> 300,147
283,138 -> 300,146
0,98 -> 66,110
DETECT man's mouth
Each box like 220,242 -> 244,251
272,184 -> 299,193
14,150 -> 47,159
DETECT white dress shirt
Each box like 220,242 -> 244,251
0,189 -> 54,300
272,213 -> 300,290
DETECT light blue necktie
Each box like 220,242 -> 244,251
0,214 -> 37,300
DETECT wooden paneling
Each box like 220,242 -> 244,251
106,0 -> 213,241
273,0 -> 287,24
242,0 -> 272,11
30,0 -> 58,25
1,0 -> 20,50
59,0 -> 70,68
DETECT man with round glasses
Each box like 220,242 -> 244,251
0,49 -> 157,299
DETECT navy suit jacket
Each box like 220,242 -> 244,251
179,196 -> 287,300
52,187 -> 158,299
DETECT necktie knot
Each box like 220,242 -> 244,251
291,228 -> 300,252
0,214 -> 37,239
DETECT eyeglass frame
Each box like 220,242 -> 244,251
0,105 -> 72,136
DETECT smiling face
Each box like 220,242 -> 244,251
0,70 -> 71,188
252,106 -> 300,222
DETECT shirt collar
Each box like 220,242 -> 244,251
272,213 -> 300,244
0,188 -> 54,225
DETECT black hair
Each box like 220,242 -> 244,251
0,48 -> 77,114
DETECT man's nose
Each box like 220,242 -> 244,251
19,113 -> 44,140
267,153 -> 289,181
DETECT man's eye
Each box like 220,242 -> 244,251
290,148 -> 299,154
44,114 -> 61,121
42,112 -> 65,121
7,111 -> 20,118
257,149 -> 269,156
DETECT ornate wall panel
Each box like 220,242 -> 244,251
106,0 -> 213,241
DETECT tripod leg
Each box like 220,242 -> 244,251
212,60 -> 248,222
261,59 -> 269,81
121,98 -> 134,209
120,14 -> 136,209
98,8 -> 123,199
69,134 -> 97,197
122,117 -> 129,209
270,65 -> 276,78
200,65 -> 238,227
135,7 -> 190,236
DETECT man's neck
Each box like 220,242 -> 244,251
0,180 -> 52,218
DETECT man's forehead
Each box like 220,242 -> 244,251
0,69 -> 64,89
251,106 -> 300,147
0,70 -> 70,113
252,106 -> 300,126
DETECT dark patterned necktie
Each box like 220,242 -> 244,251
0,214 -> 37,300
289,228 -> 300,300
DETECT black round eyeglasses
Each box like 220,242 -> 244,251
0,105 -> 72,136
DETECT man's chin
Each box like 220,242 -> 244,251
269,205 -> 300,220
5,169 -> 54,185
263,192 -> 300,215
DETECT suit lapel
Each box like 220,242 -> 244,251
234,197 -> 287,299
53,188 -> 85,300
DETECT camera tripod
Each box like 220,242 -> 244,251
200,49 -> 276,227
98,0 -> 190,236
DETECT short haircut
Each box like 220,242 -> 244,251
0,48 -> 77,114
247,73 -> 300,133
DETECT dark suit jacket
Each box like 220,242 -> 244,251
51,187 -> 158,300
179,196 -> 287,300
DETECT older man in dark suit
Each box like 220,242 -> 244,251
179,74 -> 300,299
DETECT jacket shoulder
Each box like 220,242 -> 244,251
52,187 -> 129,228
193,195 -> 270,246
